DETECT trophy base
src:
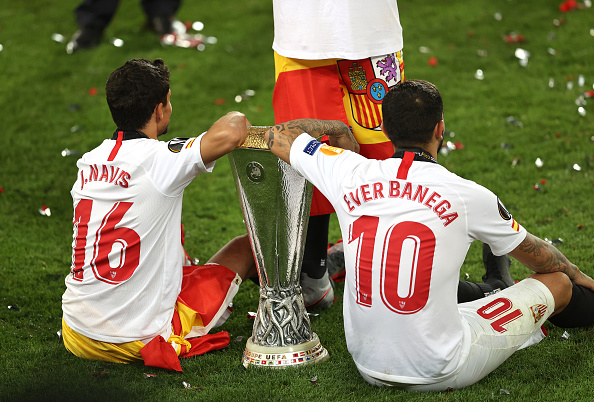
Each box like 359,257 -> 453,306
242,333 -> 329,368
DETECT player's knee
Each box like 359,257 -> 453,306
237,233 -> 251,243
531,272 -> 572,312
555,273 -> 573,311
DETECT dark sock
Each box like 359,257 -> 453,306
458,243 -> 513,303
301,214 -> 330,279
482,243 -> 514,287
457,280 -> 507,303
548,283 -> 594,328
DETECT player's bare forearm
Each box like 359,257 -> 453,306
201,112 -> 249,164
265,119 -> 358,164
511,233 -> 578,277
296,119 -> 358,152
510,233 -> 594,290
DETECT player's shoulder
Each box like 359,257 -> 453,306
444,170 -> 498,207
126,136 -> 198,157
415,164 -> 492,199
434,165 -> 484,188
78,139 -> 118,161
165,137 -> 195,153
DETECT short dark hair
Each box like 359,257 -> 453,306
105,58 -> 170,131
382,80 -> 443,147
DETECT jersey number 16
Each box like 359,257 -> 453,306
71,199 -> 141,284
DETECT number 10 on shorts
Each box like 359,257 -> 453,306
477,298 -> 523,333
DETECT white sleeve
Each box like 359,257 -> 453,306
464,182 -> 527,256
289,133 -> 364,204
144,133 -> 215,196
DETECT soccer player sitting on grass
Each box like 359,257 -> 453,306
263,80 -> 594,391
61,58 -> 257,371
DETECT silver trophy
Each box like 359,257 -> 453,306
228,126 -> 329,368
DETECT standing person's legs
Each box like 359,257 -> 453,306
68,0 -> 120,53
300,214 -> 334,309
141,0 -> 181,34
273,53 -> 348,309
74,0 -> 120,31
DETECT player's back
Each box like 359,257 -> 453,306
333,154 -> 482,383
63,136 -> 194,343
288,136 -> 494,382
290,133 -> 522,385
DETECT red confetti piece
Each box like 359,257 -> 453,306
541,179 -> 547,184
584,91 -> 594,98
214,98 -> 226,105
0,186 -> 4,193
454,142 -> 464,149
556,132 -> 562,138
428,56 -> 438,67
39,204 -> 52,216
505,33 -> 525,43
559,0 -> 578,12
88,87 -> 98,96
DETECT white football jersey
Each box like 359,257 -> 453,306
290,134 -> 527,384
62,131 -> 213,343
273,0 -> 403,60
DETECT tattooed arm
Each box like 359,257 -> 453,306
510,232 -> 594,291
264,119 -> 359,164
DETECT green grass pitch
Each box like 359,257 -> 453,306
0,1 -> 593,401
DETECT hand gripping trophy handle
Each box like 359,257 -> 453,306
228,126 -> 329,368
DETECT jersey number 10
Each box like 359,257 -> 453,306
349,215 -> 524,333
350,216 -> 434,314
